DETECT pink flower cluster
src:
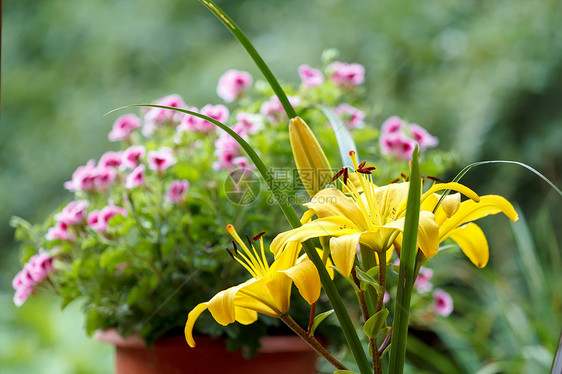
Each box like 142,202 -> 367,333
213,123 -> 251,171
379,116 -> 438,159
142,94 -> 187,136
148,147 -> 177,173
333,103 -> 365,130
298,64 -> 324,87
433,289 -> 454,317
46,200 -> 89,241
64,156 -> 121,192
166,180 -> 189,204
414,266 -> 434,293
109,114 -> 142,142
328,61 -> 365,87
88,205 -> 127,233
12,252 -> 54,307
216,69 -> 253,103
177,104 -> 229,134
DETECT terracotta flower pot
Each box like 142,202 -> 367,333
95,329 -> 319,374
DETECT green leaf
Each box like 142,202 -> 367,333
363,308 -> 389,339
334,371 -> 359,374
316,105 -> 358,169
355,266 -> 382,294
310,309 -> 334,337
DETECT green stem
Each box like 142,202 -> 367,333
133,105 -> 372,374
281,314 -> 347,370
388,147 -> 422,374
360,245 -> 378,315
199,0 -> 297,119
376,250 -> 387,313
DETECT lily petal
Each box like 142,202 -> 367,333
439,195 -> 518,240
441,193 -> 461,218
330,233 -> 362,277
386,211 -> 439,258
185,302 -> 209,347
305,188 -> 368,230
282,257 -> 321,304
448,222 -> 489,268
237,273 -> 292,317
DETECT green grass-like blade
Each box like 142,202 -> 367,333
315,105 -> 358,169
199,0 -> 297,119
107,104 -> 371,374
388,147 -> 422,374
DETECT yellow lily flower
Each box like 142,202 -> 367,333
184,225 -> 323,347
271,152 -> 515,276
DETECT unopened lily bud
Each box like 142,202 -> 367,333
289,117 -> 332,197
441,193 -> 461,218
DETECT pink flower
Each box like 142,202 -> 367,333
198,104 -> 229,133
380,132 -> 417,160
13,285 -> 33,307
46,222 -> 75,241
26,253 -> 53,283
144,94 -> 187,126
89,206 -> 127,232
329,61 -> 365,86
166,180 -> 190,204
409,123 -> 439,150
64,160 -> 98,191
13,269 -> 34,288
55,200 -> 89,226
176,106 -> 202,133
126,164 -> 146,189
298,64 -> 324,87
147,147 -> 177,173
213,146 -> 240,170
333,103 -> 365,130
232,156 -> 254,170
235,112 -> 263,135
414,267 -> 434,293
108,114 -> 142,142
121,145 -> 146,170
260,95 -> 300,123
433,289 -> 454,317
98,151 -> 123,168
216,69 -> 253,103
381,116 -> 404,134
94,167 -> 117,191
383,291 -> 390,304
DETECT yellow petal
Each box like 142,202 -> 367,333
237,274 -> 292,317
439,195 -> 518,240
207,283 -> 249,326
305,188 -> 368,230
448,223 -> 489,268
289,117 -> 332,197
385,211 -> 439,258
185,302 -> 209,347
271,216 -> 360,256
421,182 -> 480,204
441,193 -> 461,218
282,257 -> 321,305
330,233 -> 362,277
233,306 -> 258,325
375,183 -> 410,221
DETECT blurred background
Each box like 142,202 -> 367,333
2,0 -> 560,373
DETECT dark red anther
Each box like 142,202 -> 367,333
232,240 -> 238,254
253,232 -> 266,241
245,234 -> 254,249
226,248 -> 235,260
357,161 -> 366,170
332,167 -> 345,182
390,178 -> 400,184
343,167 -> 349,185
426,175 -> 443,183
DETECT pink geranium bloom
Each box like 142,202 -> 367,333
94,167 -> 117,191
199,104 -> 229,133
409,123 -> 439,150
144,94 -> 187,126
235,112 -> 263,135
379,132 -> 417,160
433,289 -> 454,317
212,146 -> 239,170
126,164 -> 146,189
98,151 -> 123,168
414,267 -> 434,293
121,145 -> 146,170
64,160 -> 97,191
381,116 -> 404,134
26,253 -> 54,283
216,70 -> 253,103
383,291 -> 390,304
46,222 -> 75,242
333,103 -> 365,130
13,285 -> 33,307
329,61 -> 365,86
166,179 -> 190,204
260,95 -> 300,123
176,106 -> 202,133
108,114 -> 141,142
89,206 -> 127,232
147,147 -> 177,173
298,64 -> 324,87
14,268 -> 34,288
55,200 -> 89,226
87,210 -> 102,231
232,156 -> 254,170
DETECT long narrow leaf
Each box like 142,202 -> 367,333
199,0 -> 296,119
316,105 -> 358,169
388,147 -> 422,374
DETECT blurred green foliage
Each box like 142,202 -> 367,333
2,0 -> 561,373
